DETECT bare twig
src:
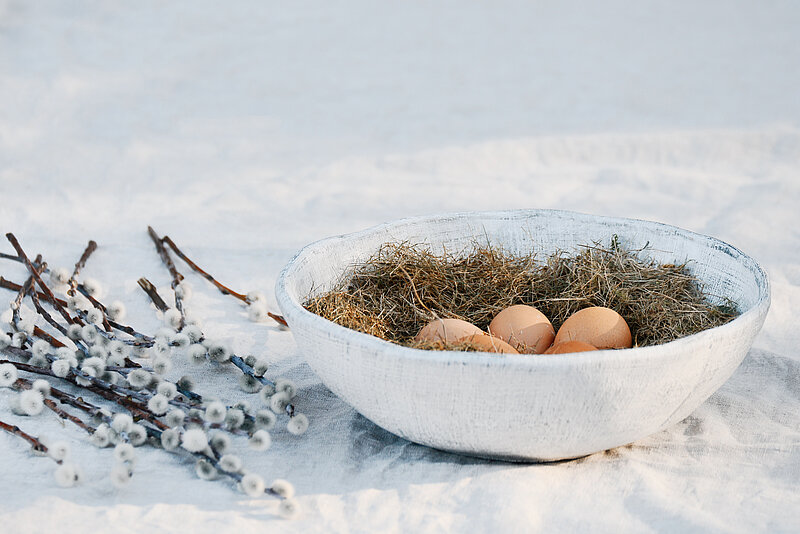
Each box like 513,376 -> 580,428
0,419 -> 54,459
66,240 -> 97,297
137,277 -> 169,312
5,233 -> 76,326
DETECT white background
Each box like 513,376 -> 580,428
1,1 -> 798,532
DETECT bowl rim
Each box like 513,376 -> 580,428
275,208 -> 771,369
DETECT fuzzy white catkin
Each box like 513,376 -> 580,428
11,332 -> 26,348
107,301 -> 126,322
171,332 -> 190,348
209,432 -> 231,455
80,324 -> 99,344
108,340 -> 130,359
152,356 -> 172,376
82,357 -> 106,375
247,303 -> 268,322
163,308 -> 182,330
253,358 -> 270,377
255,410 -> 277,430
165,409 -> 185,428
240,473 -> 265,497
54,463 -> 83,487
181,428 -> 208,453
128,424 -> 147,446
147,394 -> 169,415
66,324 -> 82,340
174,282 -> 192,301
88,345 -> 108,360
219,454 -> 242,473
106,353 -> 125,368
238,374 -> 261,393
153,340 -> 171,358
19,390 -> 44,415
248,430 -> 271,451
31,339 -> 50,358
114,443 -> 136,462
154,327 -> 175,343
269,391 -> 291,414
278,499 -> 301,520
32,379 -> 51,396
258,384 -> 276,403
246,291 -> 265,305
224,409 -> 245,429
18,318 -> 35,335
195,459 -> 218,480
157,382 -> 177,399
0,363 -> 18,387
0,331 -> 10,349
111,464 -> 133,488
160,428 -> 180,450
82,278 -> 102,297
204,401 -> 226,424
112,414 -> 133,433
275,379 -> 297,399
51,359 -> 70,378
47,441 -> 71,462
270,479 -> 295,499
29,354 -> 49,369
287,413 -> 309,436
49,267 -> 70,286
207,341 -> 230,363
187,344 -> 207,366
86,307 -> 104,325
183,325 -> 203,344
91,427 -> 111,448
127,369 -> 152,389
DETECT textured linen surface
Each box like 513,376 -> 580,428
1,1 -> 799,533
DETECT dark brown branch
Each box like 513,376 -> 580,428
0,277 -> 68,307
0,419 -> 53,458
159,234 -> 289,327
15,377 -> 95,434
161,235 -> 247,301
67,240 -> 97,297
137,277 -> 169,312
147,226 -> 185,329
5,233 -> 75,325
147,226 -> 184,285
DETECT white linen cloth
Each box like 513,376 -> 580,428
0,2 -> 798,532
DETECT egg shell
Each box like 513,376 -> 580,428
488,304 -> 555,354
543,340 -> 598,354
415,318 -> 483,344
462,333 -> 519,354
554,306 -> 632,349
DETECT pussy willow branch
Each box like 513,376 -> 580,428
147,226 -> 185,330
0,419 -> 57,460
137,277 -> 169,312
15,377 -> 95,434
6,233 -> 76,326
160,234 -> 288,327
66,240 -> 97,297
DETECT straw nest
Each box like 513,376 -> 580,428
305,238 -> 738,350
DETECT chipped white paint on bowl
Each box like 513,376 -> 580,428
275,210 -> 770,461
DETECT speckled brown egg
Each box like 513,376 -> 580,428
543,340 -> 599,354
462,333 -> 519,354
553,306 -> 632,349
415,318 -> 483,344
488,304 -> 555,354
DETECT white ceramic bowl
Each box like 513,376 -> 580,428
275,210 -> 770,461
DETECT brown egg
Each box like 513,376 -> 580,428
543,340 -> 598,354
462,333 -> 519,354
415,318 -> 483,344
488,304 -> 555,354
554,306 -> 632,349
